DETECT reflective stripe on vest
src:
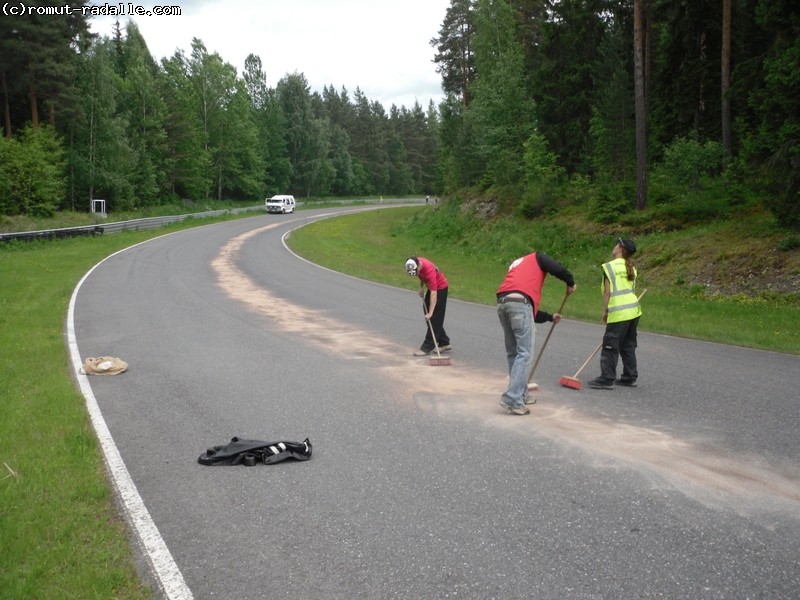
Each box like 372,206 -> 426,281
601,258 -> 642,323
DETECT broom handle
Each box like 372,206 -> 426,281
571,343 -> 603,378
528,290 -> 570,382
572,288 -> 647,378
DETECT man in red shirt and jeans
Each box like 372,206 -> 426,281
406,256 -> 452,356
496,252 -> 576,414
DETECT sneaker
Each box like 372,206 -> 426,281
524,394 -> 537,405
437,344 -> 453,352
499,400 -> 531,415
588,378 -> 614,390
413,349 -> 431,356
615,378 -> 637,387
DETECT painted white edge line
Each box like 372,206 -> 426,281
66,236 -> 193,600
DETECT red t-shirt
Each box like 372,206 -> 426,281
496,253 -> 546,315
417,257 -> 448,290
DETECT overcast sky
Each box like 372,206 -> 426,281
88,0 -> 451,110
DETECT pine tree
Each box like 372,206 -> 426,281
432,0 -> 477,106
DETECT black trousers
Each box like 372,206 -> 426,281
422,287 -> 450,351
599,316 -> 640,382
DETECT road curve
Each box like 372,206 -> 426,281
69,206 -> 800,600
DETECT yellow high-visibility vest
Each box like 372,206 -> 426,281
601,258 -> 642,323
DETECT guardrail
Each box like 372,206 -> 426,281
0,206 -> 265,243
0,198 -> 426,244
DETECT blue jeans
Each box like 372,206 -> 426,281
497,301 -> 534,407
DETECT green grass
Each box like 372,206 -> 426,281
287,206 -> 800,354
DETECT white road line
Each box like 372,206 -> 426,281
67,238 -> 193,600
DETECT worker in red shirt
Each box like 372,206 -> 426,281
405,256 -> 452,356
496,252 -> 576,414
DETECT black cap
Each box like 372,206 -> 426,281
617,238 -> 637,255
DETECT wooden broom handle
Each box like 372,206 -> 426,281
528,290 -> 570,381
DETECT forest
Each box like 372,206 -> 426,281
0,0 -> 798,232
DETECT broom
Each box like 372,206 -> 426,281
559,289 -> 647,390
423,300 -> 451,366
558,343 -> 602,390
526,290 -> 570,396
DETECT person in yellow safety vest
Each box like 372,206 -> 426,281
588,238 -> 642,389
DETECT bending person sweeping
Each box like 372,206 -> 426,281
588,238 -> 642,389
405,257 -> 452,356
496,252 -> 576,415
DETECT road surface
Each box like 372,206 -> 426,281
69,205 -> 800,599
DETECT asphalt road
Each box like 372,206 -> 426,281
69,205 -> 800,600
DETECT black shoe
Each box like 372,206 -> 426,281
588,378 -> 614,390
615,378 -> 637,387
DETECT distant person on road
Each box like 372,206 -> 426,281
405,257 -> 451,356
496,252 -> 576,415
588,238 -> 642,389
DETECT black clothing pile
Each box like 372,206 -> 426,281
198,437 -> 312,466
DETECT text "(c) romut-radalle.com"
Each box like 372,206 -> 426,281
2,2 -> 182,17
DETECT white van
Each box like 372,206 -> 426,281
265,194 -> 296,214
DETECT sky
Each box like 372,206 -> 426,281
88,0 -> 451,110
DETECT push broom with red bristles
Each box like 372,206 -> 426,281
423,301 -> 451,366
558,343 -> 602,390
559,289 -> 646,390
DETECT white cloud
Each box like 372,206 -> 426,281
89,0 -> 450,109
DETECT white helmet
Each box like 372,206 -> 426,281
405,257 -> 419,276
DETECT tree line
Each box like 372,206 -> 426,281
0,2 -> 439,216
1,0 -> 798,231
431,0 -> 798,229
